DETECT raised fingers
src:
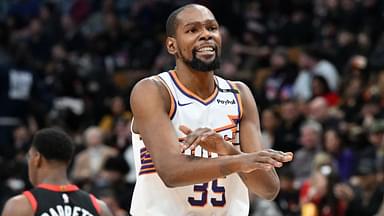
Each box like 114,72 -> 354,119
264,149 -> 293,162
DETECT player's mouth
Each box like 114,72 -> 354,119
194,45 -> 217,59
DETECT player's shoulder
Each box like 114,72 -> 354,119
1,194 -> 33,216
131,75 -> 168,96
226,80 -> 250,93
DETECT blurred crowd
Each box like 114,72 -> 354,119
1,0 -> 384,215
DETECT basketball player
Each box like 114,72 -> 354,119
1,128 -> 113,216
130,4 -> 293,215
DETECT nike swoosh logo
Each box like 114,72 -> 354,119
177,101 -> 193,106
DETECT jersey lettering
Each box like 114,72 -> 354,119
40,205 -> 94,216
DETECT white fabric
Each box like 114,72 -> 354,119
130,71 -> 249,216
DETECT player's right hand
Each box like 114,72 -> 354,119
178,125 -> 238,155
240,149 -> 293,173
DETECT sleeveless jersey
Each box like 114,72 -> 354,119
23,183 -> 101,216
130,71 -> 249,216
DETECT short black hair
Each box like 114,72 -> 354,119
166,4 -> 197,37
32,128 -> 74,163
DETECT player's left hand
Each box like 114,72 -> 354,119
179,125 -> 239,155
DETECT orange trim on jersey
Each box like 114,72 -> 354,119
23,191 -> 37,213
37,184 -> 79,192
170,70 -> 218,104
89,194 -> 101,214
157,76 -> 176,119
228,81 -> 243,119
214,115 -> 239,133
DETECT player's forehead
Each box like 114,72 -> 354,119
177,5 -> 217,28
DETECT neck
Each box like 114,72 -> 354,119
37,165 -> 70,185
174,62 -> 216,99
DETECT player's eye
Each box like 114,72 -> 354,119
208,26 -> 218,31
186,28 -> 197,33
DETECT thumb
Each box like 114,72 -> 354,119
179,125 -> 192,135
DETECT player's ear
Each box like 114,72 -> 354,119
166,37 -> 177,55
35,152 -> 43,168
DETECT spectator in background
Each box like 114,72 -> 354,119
337,157 -> 384,216
293,47 -> 339,101
91,156 -> 133,213
291,120 -> 323,186
300,154 -> 346,216
0,42 -> 38,160
263,48 -> 298,105
72,126 -> 117,183
275,167 -> 300,216
311,75 -> 340,106
98,189 -> 129,216
261,108 -> 280,149
323,128 -> 356,182
308,97 -> 341,130
99,96 -> 132,137
274,100 -> 305,152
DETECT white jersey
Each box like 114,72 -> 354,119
130,71 -> 249,216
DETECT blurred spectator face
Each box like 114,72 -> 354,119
325,0 -> 338,9
337,31 -> 354,47
61,15 -> 74,32
309,97 -> 328,121
298,53 -> 315,70
341,0 -> 355,11
324,130 -> 341,154
368,131 -> 384,147
104,12 -> 118,31
300,125 -> 321,149
343,77 -> 361,98
280,174 -> 294,191
40,6 -> 50,20
85,127 -> 103,147
312,77 -> 327,96
261,109 -> 278,132
29,19 -> 42,36
281,101 -> 299,122
13,126 -> 30,144
111,97 -> 125,115
51,44 -> 67,60
270,51 -> 286,69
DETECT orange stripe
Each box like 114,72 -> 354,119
23,191 -> 37,213
228,81 -> 243,119
170,70 -> 218,103
140,167 -> 156,172
89,194 -> 101,214
215,124 -> 237,133
214,115 -> 239,133
157,76 -> 176,118
139,170 -> 156,175
37,184 -> 79,192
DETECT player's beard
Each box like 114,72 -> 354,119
181,48 -> 220,72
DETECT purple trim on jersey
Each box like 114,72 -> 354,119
139,169 -> 156,175
167,72 -> 218,106
158,75 -> 177,120
141,164 -> 155,169
226,80 -> 241,121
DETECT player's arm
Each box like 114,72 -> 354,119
131,78 -> 283,187
235,81 -> 292,200
1,195 -> 34,216
96,199 -> 113,216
